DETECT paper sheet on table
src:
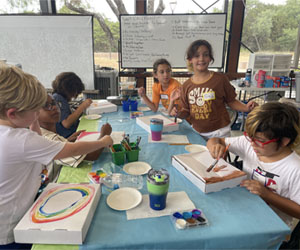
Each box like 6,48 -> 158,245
126,191 -> 195,220
148,134 -> 189,144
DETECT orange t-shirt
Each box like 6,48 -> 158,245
152,78 -> 181,110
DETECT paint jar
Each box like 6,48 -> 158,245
147,168 -> 169,210
170,209 -> 208,230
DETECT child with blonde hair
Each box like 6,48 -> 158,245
0,64 -> 112,248
207,102 -> 300,229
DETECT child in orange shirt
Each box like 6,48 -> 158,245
138,58 -> 181,114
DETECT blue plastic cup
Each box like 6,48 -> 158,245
122,101 -> 130,112
130,100 -> 138,111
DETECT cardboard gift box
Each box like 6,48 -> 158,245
136,114 -> 179,133
86,100 -> 117,115
172,150 -> 246,193
14,183 -> 101,245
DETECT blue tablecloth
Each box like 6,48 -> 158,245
80,106 -> 290,249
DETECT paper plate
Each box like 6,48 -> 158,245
106,187 -> 142,211
84,114 -> 102,120
175,118 -> 183,124
123,161 -> 151,175
185,144 -> 207,153
138,106 -> 151,112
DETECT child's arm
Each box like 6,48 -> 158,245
138,87 -> 159,112
241,179 -> 300,219
67,130 -> 86,142
62,99 -> 92,129
206,137 -> 226,159
54,135 -> 113,160
227,99 -> 258,113
167,88 -> 181,115
84,123 -> 112,161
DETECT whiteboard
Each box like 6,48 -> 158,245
0,15 -> 95,89
120,14 -> 227,69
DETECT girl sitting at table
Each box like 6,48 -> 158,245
138,58 -> 181,114
169,40 -> 257,140
38,94 -> 112,181
52,72 -> 93,138
207,102 -> 300,229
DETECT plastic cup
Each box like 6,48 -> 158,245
147,168 -> 169,210
130,100 -> 138,111
122,101 -> 130,112
150,118 -> 163,141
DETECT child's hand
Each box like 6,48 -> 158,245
67,130 -> 85,142
246,101 -> 258,112
170,105 -> 178,117
240,179 -> 269,198
170,88 -> 181,102
208,143 -> 225,160
80,99 -> 92,109
138,87 -> 146,97
99,123 -> 112,138
100,135 -> 113,147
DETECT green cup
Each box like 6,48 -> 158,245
147,168 -> 169,210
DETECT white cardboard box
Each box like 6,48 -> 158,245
86,100 -> 117,115
172,150 -> 246,193
136,114 -> 179,133
14,183 -> 101,245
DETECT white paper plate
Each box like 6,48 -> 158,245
175,118 -> 183,124
138,106 -> 151,112
106,187 -> 142,211
84,114 -> 102,120
185,144 -> 207,153
123,162 -> 151,175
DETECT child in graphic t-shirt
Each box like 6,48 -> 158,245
170,40 -> 257,140
207,102 -> 300,229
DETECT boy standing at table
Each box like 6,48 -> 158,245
0,64 -> 113,248
207,102 -> 300,229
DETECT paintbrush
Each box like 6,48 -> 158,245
206,143 -> 231,172
174,104 -> 178,123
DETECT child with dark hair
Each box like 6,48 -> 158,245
138,58 -> 181,114
52,72 -> 92,138
207,102 -> 300,229
170,40 -> 257,140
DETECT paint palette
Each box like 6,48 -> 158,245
171,209 -> 208,230
88,169 -> 107,184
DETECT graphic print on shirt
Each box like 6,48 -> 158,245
252,166 -> 279,191
188,87 -> 215,120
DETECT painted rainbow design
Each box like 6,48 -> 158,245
30,184 -> 95,223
